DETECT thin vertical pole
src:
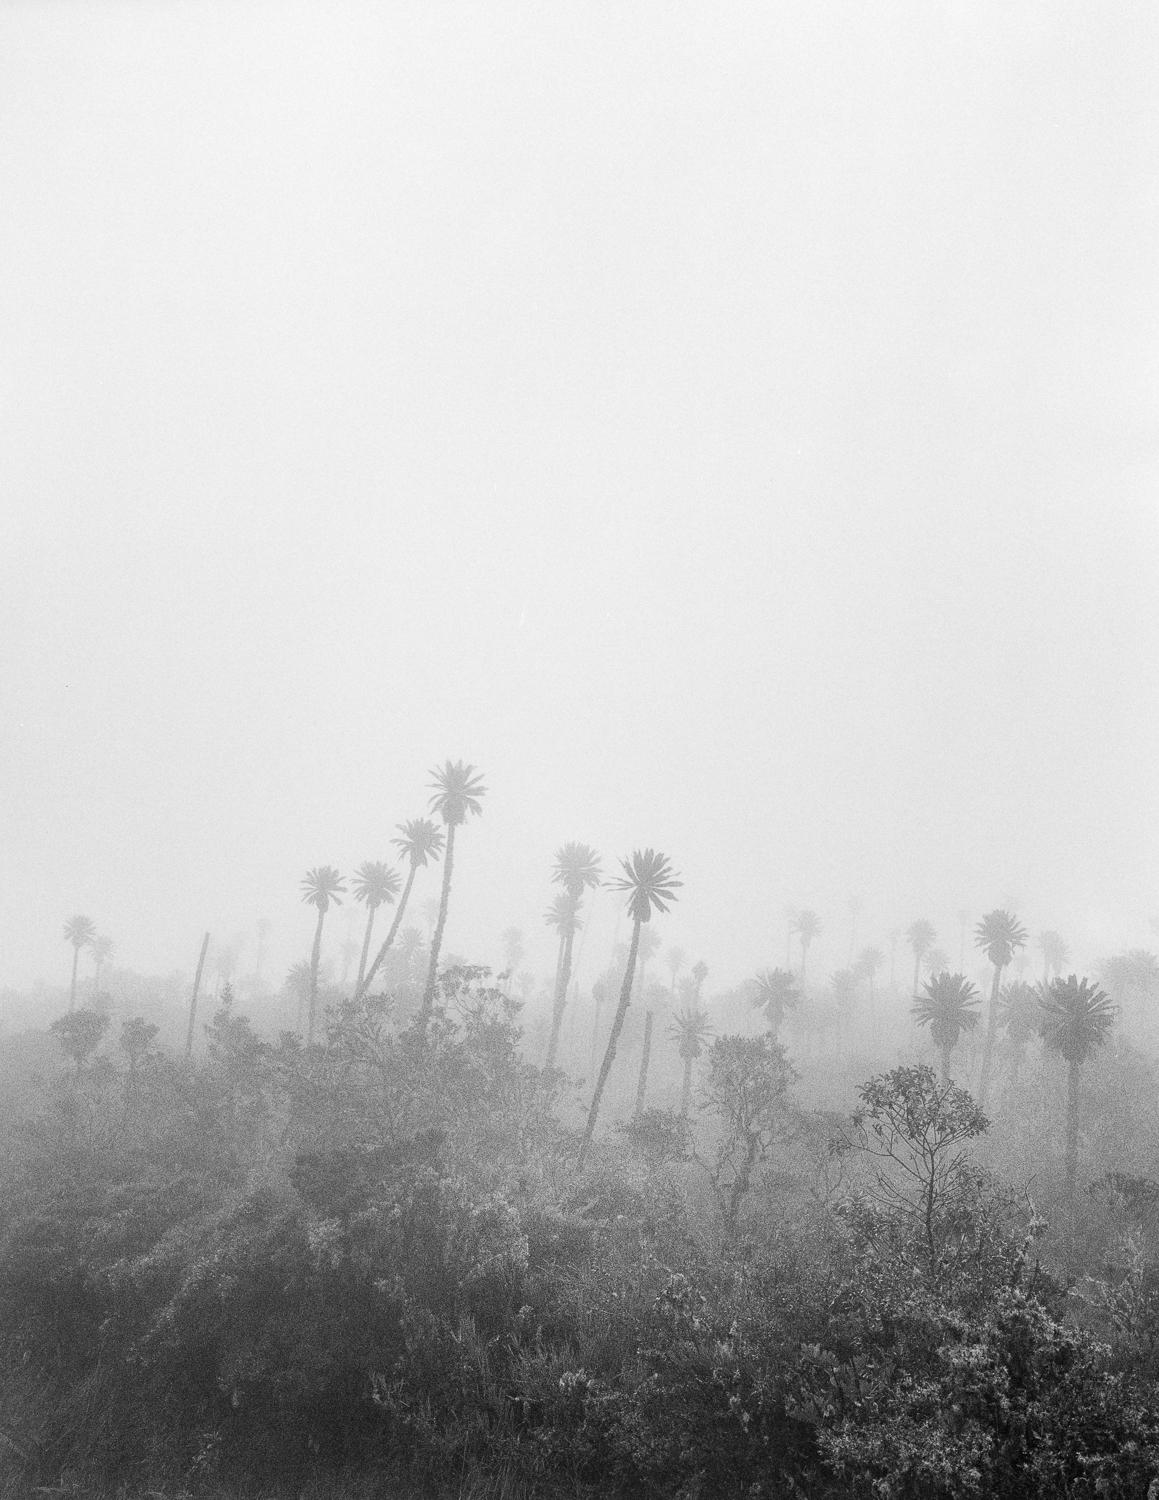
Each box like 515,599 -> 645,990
185,932 -> 210,1058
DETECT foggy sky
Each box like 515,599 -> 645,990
3,2 -> 1158,998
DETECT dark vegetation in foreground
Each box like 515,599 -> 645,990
5,962 -> 1159,1500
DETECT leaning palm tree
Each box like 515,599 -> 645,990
975,909 -> 1028,1110
301,866 -> 346,1044
906,919 -> 936,996
357,818 -> 445,999
422,762 -> 487,1020
670,1003 -> 713,1116
749,967 -> 800,1042
578,849 -> 681,1169
1038,974 -> 1115,1202
63,915 -> 96,1012
545,843 -> 602,1068
912,971 -> 981,1082
792,910 -> 821,981
351,861 -> 402,996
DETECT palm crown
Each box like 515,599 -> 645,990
975,910 -> 1028,968
1037,975 -> 1115,1065
609,849 -> 681,924
63,915 -> 96,950
352,861 -> 401,910
544,892 -> 582,938
301,866 -> 346,913
793,910 -> 821,942
428,761 -> 487,826
913,972 -> 981,1054
1038,930 -> 1070,976
750,968 -> 800,1025
392,818 -> 446,869
907,918 -> 936,957
998,980 -> 1041,1047
670,1004 -> 713,1060
552,842 -> 602,899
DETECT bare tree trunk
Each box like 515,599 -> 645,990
307,909 -> 326,1045
355,905 -> 377,996
422,823 -> 456,1022
1066,1058 -> 1080,1203
977,962 -> 1004,1111
681,1053 -> 693,1116
634,1011 -> 654,1117
185,932 -> 210,1058
69,946 -> 80,1013
578,920 -> 641,1170
546,926 -> 576,1071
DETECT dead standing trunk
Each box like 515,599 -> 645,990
185,932 -> 210,1058
422,822 -> 457,1022
578,921 -> 642,1170
634,1010 -> 654,1117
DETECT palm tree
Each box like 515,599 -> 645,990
792,910 -> 821,981
1038,931 -> 1070,984
670,1003 -> 713,1116
854,946 -> 884,997
357,818 -> 445,999
351,861 -> 402,995
578,850 -> 681,1169
63,916 -> 96,1012
544,893 -> 581,1063
545,843 -> 602,1069
998,979 -> 1040,1087
975,909 -> 1028,1110
691,959 -> 708,999
90,934 -> 114,998
1038,975 -> 1115,1202
749,968 -> 800,1042
906,919 -> 936,996
301,866 -> 346,1044
912,972 -> 981,1082
422,762 -> 486,1020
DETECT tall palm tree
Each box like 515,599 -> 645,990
1038,975 -> 1115,1201
793,910 -> 821,981
749,967 -> 800,1042
912,972 -> 981,1082
301,866 -> 346,1044
854,946 -> 884,998
906,919 -> 936,996
670,1003 -> 713,1116
975,909 -> 1028,1110
1038,931 -> 1070,984
422,762 -> 486,1020
998,979 -> 1040,1087
545,843 -> 602,1069
357,818 -> 445,999
544,893 -> 581,1064
90,934 -> 114,998
63,916 -> 96,1012
351,861 -> 402,996
578,850 -> 681,1169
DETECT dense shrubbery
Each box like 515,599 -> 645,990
3,982 -> 1159,1497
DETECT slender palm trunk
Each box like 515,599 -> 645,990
69,946 -> 80,1012
940,1043 -> 951,1084
357,866 -> 418,1000
912,952 -> 921,996
977,962 -> 1004,1111
185,932 -> 210,1058
422,823 -> 456,1021
545,926 -> 574,1071
634,1011 -> 654,1118
355,904 -> 378,996
801,941 -> 809,982
578,920 -> 642,1169
307,908 -> 326,1045
1065,1058 -> 1080,1203
681,1053 -> 694,1117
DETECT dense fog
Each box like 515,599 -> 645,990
3,4 -> 1158,1497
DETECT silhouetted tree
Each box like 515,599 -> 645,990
422,762 -> 486,1022
546,843 -> 601,1070
351,861 -> 402,996
357,818 -> 444,1000
906,919 -> 936,996
749,967 -> 800,1041
793,910 -> 821,981
63,915 -> 96,1012
975,909 -> 1027,1110
301,867 -> 346,1045
578,849 -> 681,1169
1038,974 -> 1115,1202
912,972 -> 981,1082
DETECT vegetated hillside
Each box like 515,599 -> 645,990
3,959 -> 1159,1500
